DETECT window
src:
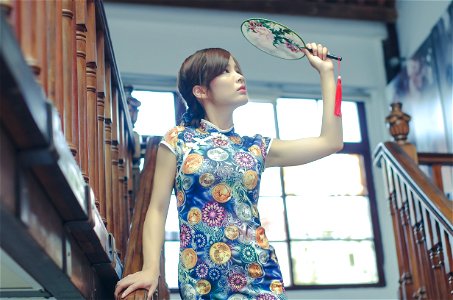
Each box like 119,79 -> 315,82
131,90 -> 384,290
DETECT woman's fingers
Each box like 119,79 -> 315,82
307,42 -> 329,60
120,282 -> 140,299
322,46 -> 328,60
146,288 -> 156,300
146,281 -> 159,300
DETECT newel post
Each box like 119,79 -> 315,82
385,102 -> 418,163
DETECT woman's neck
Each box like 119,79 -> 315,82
203,114 -> 234,131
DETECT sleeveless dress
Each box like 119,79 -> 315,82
161,119 -> 287,300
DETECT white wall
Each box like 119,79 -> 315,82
104,3 -> 400,299
396,0 -> 452,59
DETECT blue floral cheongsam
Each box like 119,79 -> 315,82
161,119 -> 287,300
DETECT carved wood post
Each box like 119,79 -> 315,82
86,0 -> 99,202
36,0 -> 46,90
97,29 -> 107,224
62,0 -> 77,157
386,102 -> 417,162
111,88 -> 121,258
104,65 -> 114,234
55,0 -> 64,126
75,0 -> 88,178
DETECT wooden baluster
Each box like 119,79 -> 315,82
392,168 -> 414,299
128,151 -> 134,222
400,183 -> 423,299
382,161 -> 404,299
54,0 -> 64,125
104,64 -> 114,234
46,0 -> 57,105
440,227 -> 453,298
409,193 -> 436,299
119,112 -> 129,255
111,88 -> 122,258
75,0 -> 88,176
446,233 -> 453,296
74,1 -> 88,173
96,28 -> 107,224
421,208 -> 440,300
71,1 -> 80,164
86,0 -> 98,202
118,111 -> 127,253
19,0 -> 40,77
62,0 -> 77,157
431,222 -> 450,297
124,122 -> 131,250
36,0 -> 46,90
431,165 -> 444,192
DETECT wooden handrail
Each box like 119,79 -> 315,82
375,142 -> 453,227
123,137 -> 170,300
417,152 -> 453,193
417,153 -> 453,166
374,141 -> 453,299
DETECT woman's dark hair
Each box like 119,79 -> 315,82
177,48 -> 242,127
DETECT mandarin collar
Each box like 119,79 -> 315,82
200,119 -> 235,134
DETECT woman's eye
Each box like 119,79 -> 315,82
223,69 -> 230,73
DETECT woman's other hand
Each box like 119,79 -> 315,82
114,269 -> 159,300
302,42 -> 334,74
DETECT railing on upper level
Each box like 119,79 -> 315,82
417,152 -> 453,196
374,103 -> 453,300
0,0 -> 139,298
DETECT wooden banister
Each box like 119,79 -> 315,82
123,137 -> 170,300
374,142 -> 453,299
1,0 -> 138,297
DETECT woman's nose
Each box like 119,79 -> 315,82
236,74 -> 245,84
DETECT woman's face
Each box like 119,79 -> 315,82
206,56 -> 248,108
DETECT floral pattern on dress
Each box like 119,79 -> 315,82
161,119 -> 286,300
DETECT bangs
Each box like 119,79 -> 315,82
199,48 -> 231,87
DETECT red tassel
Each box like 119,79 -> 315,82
334,75 -> 342,117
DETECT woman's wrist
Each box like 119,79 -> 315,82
142,264 -> 160,274
318,68 -> 335,77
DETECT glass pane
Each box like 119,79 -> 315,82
234,101 -> 276,138
340,101 -> 362,143
291,240 -> 378,285
271,241 -> 292,287
286,196 -> 373,239
260,167 -> 282,196
165,195 -> 180,241
283,154 -> 368,196
257,197 -> 287,241
131,91 -> 176,136
164,241 -> 180,289
276,98 -> 320,140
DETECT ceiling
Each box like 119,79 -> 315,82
103,0 -> 397,23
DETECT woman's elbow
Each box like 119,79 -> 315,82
330,140 -> 343,153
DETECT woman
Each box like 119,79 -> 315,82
115,43 -> 343,300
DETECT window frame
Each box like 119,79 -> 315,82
274,100 -> 386,290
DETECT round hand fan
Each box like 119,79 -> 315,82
241,18 -> 342,61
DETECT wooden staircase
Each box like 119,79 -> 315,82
374,103 -> 453,300
0,0 -> 137,298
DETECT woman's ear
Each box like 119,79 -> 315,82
193,85 -> 208,100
